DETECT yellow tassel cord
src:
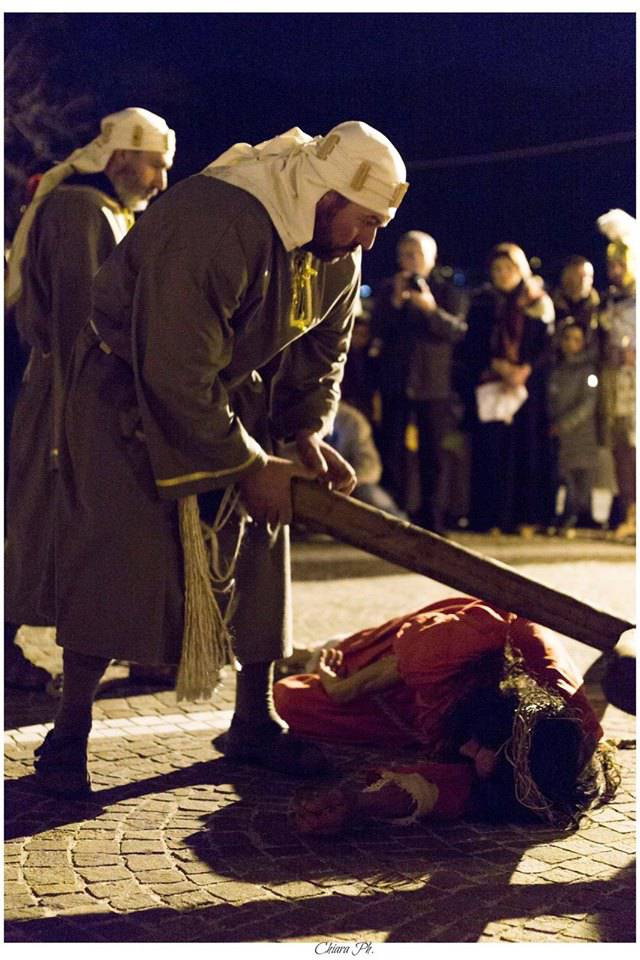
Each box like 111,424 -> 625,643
176,495 -> 236,702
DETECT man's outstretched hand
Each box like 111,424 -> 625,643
295,430 -> 357,495
238,430 -> 357,526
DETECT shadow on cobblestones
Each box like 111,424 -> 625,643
4,758 -> 254,841
5,543 -> 635,943
4,689 -> 59,731
4,676 -> 179,731
5,864 -> 635,942
5,736 -> 636,943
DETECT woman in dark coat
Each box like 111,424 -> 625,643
459,243 -> 555,534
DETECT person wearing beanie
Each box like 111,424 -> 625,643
551,255 -> 602,362
32,121 -> 409,796
5,108 -> 175,691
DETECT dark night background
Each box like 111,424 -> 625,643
4,11 -> 636,287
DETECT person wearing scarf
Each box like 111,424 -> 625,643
32,121 -> 408,797
459,243 -> 555,535
5,108 -> 175,691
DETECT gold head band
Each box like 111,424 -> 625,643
316,133 -> 341,160
349,162 -> 409,209
131,125 -> 144,148
390,182 -> 409,207
350,161 -> 372,191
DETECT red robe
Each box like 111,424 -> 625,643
274,596 -> 602,752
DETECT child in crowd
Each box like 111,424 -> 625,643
547,321 -> 600,535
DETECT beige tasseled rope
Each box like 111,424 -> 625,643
176,494 -> 236,702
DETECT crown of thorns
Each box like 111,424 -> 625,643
505,690 -> 580,828
501,647 -> 619,829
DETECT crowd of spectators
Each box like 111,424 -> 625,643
340,215 -> 636,540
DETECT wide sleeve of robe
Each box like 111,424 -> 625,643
392,599 -> 509,687
126,209 -> 274,500
16,188 -> 118,368
337,596 -> 501,678
390,597 -> 601,739
508,617 -> 603,742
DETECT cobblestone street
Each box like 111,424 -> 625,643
4,533 -> 636,944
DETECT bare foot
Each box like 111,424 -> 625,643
291,785 -> 354,836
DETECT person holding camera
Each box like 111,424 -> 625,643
370,231 -> 468,532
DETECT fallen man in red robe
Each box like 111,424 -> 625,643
273,597 -> 620,834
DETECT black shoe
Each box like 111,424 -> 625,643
213,720 -> 329,777
127,663 -> 177,688
33,730 -> 92,799
5,644 -> 51,691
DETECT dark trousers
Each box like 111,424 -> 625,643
612,419 -> 636,512
377,394 -> 412,506
414,399 -> 453,533
377,394 -> 455,528
470,399 -> 554,533
559,467 -> 594,525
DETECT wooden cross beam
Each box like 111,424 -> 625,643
292,479 -> 634,654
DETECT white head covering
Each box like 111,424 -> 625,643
202,120 -> 408,251
6,107 -> 176,305
598,208 -> 638,287
597,208 -> 638,249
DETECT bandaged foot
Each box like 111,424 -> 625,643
291,784 -> 356,835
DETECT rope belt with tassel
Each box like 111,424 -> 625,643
176,490 -> 245,702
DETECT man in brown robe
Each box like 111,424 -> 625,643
35,121 -> 408,796
4,108 -> 175,688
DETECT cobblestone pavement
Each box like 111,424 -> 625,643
4,534 -> 636,944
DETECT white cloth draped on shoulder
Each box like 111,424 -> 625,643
6,107 -> 176,306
